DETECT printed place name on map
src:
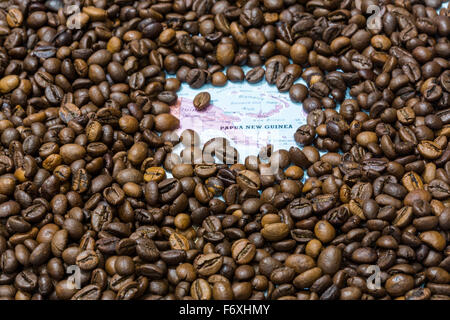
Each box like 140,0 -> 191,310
220,124 -> 293,130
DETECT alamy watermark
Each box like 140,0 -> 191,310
66,265 -> 82,289
366,5 -> 383,31
366,265 -> 382,290
64,0 -> 83,30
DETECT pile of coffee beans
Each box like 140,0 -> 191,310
0,0 -> 449,300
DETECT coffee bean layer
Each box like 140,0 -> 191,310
0,0 -> 449,301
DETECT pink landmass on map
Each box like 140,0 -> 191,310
170,97 -> 261,146
169,93 -> 299,147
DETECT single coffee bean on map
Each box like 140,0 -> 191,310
193,92 -> 211,111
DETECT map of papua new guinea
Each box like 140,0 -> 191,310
170,79 -> 308,160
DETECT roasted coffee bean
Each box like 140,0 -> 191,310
236,170 -> 260,191
71,284 -> 101,300
194,253 -> 223,276
265,61 -> 284,84
76,250 -> 99,271
261,223 -> 289,242
193,92 -> 211,111
231,239 -> 256,264
289,84 -> 308,103
186,69 -> 206,89
276,72 -> 294,92
227,66 -> 245,82
191,278 -> 212,300
245,67 -> 265,84
294,125 -> 315,145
